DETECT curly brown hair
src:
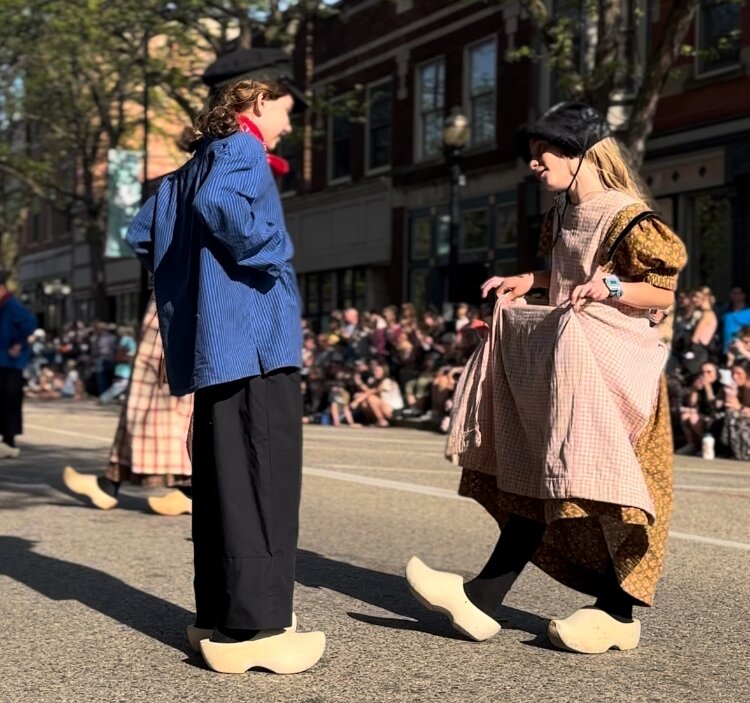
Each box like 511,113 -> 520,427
189,79 -> 290,150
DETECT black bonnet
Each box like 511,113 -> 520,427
515,101 -> 610,162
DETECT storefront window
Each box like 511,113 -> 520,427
461,209 -> 489,251
320,272 -> 335,313
411,217 -> 432,259
409,269 -> 429,312
354,269 -> 367,309
436,214 -> 450,257
467,40 -> 497,146
689,191 -> 732,299
495,203 -> 518,249
697,0 -> 742,75
367,81 -> 393,170
417,60 -> 445,160
306,274 -> 320,316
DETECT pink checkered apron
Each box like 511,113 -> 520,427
448,191 -> 667,521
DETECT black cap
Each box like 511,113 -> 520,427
515,101 -> 610,162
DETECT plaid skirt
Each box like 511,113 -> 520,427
105,300 -> 193,487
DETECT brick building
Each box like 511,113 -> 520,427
283,0 -> 749,325
16,0 -> 748,329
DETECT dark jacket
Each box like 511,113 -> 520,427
0,294 -> 38,370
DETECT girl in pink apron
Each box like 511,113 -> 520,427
406,102 -> 687,654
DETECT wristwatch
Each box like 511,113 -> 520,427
603,274 -> 624,299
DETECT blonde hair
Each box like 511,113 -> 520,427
190,79 -> 289,150
585,137 -> 653,207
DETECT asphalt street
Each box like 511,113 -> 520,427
0,400 -> 748,703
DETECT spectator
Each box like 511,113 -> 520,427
340,308 -> 359,342
431,362 -> 464,433
99,326 -> 136,404
678,362 -> 724,455
722,285 -> 750,354
727,325 -> 750,366
301,333 -> 316,374
93,322 -> 117,396
328,371 -> 359,427
691,286 -> 719,353
672,287 -> 719,378
61,359 -> 84,400
351,359 -> 403,427
0,270 -> 38,458
403,354 -> 438,416
454,303 -> 470,331
721,358 -> 750,460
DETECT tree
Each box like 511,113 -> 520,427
513,0 -> 747,164
167,1 -> 338,192
0,0 -> 336,309
0,0 -> 199,315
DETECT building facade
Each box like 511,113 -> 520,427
16,0 -> 749,330
283,0 -> 749,326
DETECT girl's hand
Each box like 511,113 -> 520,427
481,273 -> 533,302
570,268 -> 610,311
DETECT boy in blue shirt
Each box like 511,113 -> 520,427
126,80 -> 325,674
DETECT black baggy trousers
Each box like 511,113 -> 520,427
191,368 -> 302,631
0,367 -> 24,440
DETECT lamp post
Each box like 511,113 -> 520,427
43,279 -> 72,333
442,107 -> 470,308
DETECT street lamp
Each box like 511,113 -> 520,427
443,107 -> 470,308
42,279 -> 72,333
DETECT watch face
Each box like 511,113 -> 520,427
604,275 -> 621,297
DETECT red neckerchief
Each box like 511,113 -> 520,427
0,292 -> 11,309
236,114 -> 290,177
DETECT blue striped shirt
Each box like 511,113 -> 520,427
126,132 -> 302,396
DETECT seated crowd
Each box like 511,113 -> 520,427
301,304 -> 487,433
668,284 -> 750,460
23,322 -> 137,404
21,285 -> 750,461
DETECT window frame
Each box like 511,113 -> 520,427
463,35 -> 498,149
694,0 -> 743,79
365,77 -> 394,175
327,96 -> 353,185
413,56 -> 446,163
460,206 -> 491,253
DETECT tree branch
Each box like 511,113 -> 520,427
625,0 -> 701,164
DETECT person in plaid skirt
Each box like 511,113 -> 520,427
407,102 -> 687,655
62,296 -> 193,516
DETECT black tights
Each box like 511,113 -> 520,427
1,435 -> 15,448
464,514 -> 636,621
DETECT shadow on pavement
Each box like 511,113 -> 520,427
0,443 -> 166,514
296,550 -> 545,640
0,536 -> 192,652
0,443 -> 107,511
